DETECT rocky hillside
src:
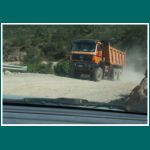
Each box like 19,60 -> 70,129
125,70 -> 147,113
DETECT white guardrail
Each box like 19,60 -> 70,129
3,64 -> 27,71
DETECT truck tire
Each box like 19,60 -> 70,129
117,71 -> 121,80
91,67 -> 103,81
112,68 -> 118,81
73,70 -> 80,78
111,68 -> 123,81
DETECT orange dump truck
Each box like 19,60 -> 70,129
70,39 -> 126,81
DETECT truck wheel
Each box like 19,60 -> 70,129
117,71 -> 121,80
73,70 -> 80,78
91,67 -> 103,81
112,69 -> 118,81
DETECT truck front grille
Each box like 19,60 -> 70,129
72,54 -> 92,61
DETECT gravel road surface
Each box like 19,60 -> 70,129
3,71 -> 144,102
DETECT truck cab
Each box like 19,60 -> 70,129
71,39 -> 103,64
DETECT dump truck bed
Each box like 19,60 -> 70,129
104,45 -> 126,66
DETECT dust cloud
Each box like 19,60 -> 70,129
121,47 -> 147,83
126,47 -> 147,72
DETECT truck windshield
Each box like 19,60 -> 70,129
72,42 -> 96,52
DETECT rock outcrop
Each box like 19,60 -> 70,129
125,72 -> 147,113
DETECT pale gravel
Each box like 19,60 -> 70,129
3,71 -> 144,102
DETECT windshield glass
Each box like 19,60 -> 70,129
72,42 -> 96,52
2,24 -> 148,123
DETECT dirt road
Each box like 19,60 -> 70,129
3,71 -> 144,102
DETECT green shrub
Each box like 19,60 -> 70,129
27,63 -> 54,74
54,59 -> 73,76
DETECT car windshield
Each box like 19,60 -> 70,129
2,24 -> 148,122
72,42 -> 96,52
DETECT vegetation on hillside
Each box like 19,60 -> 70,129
3,25 -> 147,74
